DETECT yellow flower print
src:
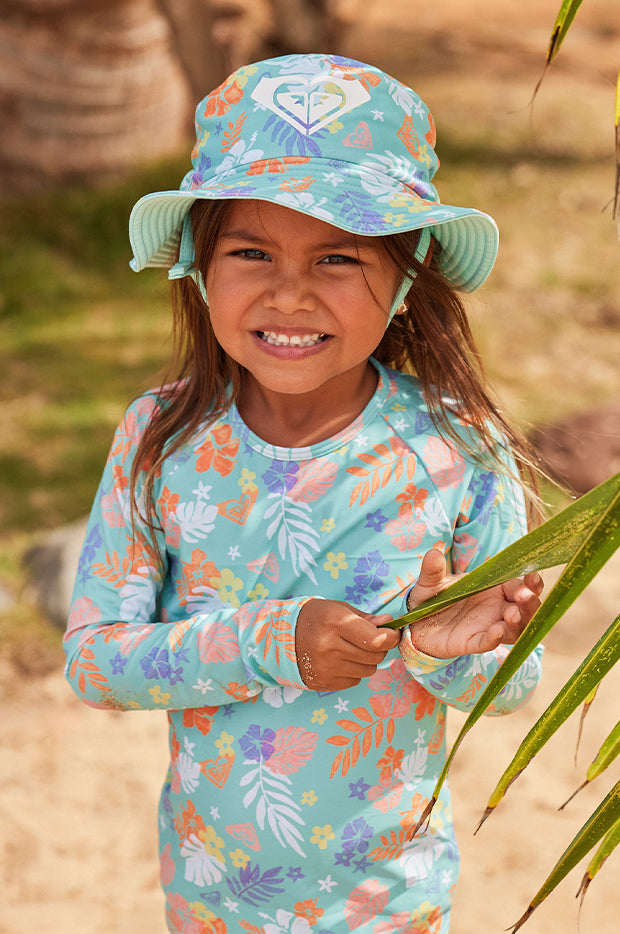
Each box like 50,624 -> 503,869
229,848 -> 250,868
311,825 -> 335,849
302,790 -> 317,806
248,582 -> 269,601
215,731 -> 234,756
188,903 -> 220,924
321,517 -> 336,533
211,567 -> 243,608
392,403 -> 406,412
238,468 -> 257,491
383,212 -> 407,225
323,551 -> 348,579
199,826 -> 225,862
148,685 -> 171,705
327,120 -> 344,134
312,708 -> 328,725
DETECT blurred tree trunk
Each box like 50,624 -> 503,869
209,0 -> 352,72
0,0 -> 355,190
0,0 -> 209,189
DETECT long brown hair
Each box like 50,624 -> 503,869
130,199 -> 543,544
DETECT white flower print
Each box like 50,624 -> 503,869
262,909 -> 312,934
263,685 -> 304,709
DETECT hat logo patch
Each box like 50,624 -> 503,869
343,121 -> 373,148
252,73 -> 370,136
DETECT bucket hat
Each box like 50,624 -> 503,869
129,53 -> 498,292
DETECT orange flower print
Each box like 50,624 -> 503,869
195,424 -> 240,476
295,897 -> 325,924
173,800 -> 207,842
395,483 -> 428,512
246,155 -> 311,175
182,705 -> 219,736
376,745 -> 405,782
202,76 -> 244,118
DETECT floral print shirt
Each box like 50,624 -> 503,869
65,360 -> 543,934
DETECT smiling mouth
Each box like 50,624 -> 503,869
257,331 -> 328,348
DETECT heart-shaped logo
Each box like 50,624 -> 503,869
246,552 -> 279,582
252,73 -> 370,136
217,487 -> 257,525
225,822 -> 261,851
201,752 -> 234,788
343,121 -> 373,148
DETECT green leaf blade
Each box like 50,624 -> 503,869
509,782 -> 620,932
482,614 -> 620,819
385,473 -> 620,632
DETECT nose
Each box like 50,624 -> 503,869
265,263 -> 315,315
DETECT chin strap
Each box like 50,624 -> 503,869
387,226 -> 432,326
168,213 -> 209,304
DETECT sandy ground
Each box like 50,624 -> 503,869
2,554 -> 618,934
2,1 -> 619,932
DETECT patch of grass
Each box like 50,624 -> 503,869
1,157 -> 188,536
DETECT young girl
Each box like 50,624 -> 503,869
65,54 -> 544,933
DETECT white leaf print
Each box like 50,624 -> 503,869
119,573 -> 157,622
421,498 -> 450,536
398,745 -> 428,787
180,833 -> 225,886
174,500 -> 218,543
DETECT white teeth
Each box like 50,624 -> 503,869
260,331 -> 324,347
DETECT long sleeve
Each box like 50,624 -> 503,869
399,444 -> 543,715
64,397 -> 310,712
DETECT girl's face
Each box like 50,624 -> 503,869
204,200 -> 401,426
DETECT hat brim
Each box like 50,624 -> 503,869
129,165 -> 498,293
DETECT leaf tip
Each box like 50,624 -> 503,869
507,905 -> 536,934
407,797 -> 436,840
474,805 -> 494,835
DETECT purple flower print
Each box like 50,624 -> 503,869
139,647 -> 183,684
355,550 -> 390,591
239,724 -> 277,762
365,509 -> 388,532
341,816 -> 373,855
77,523 -> 102,585
470,471 -> 499,525
187,153 -> 212,188
110,651 -> 127,675
261,461 -> 299,495
335,817 -> 373,867
348,777 -> 371,801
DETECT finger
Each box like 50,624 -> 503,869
502,573 -> 543,604
345,613 -> 399,652
408,548 -> 450,608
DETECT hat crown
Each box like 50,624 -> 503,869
181,54 -> 440,216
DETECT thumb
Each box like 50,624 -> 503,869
409,548 -> 448,608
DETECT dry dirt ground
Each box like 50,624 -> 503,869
2,1 -> 620,933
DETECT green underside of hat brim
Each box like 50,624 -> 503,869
129,183 -> 498,293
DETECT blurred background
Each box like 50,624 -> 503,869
1,2 -> 619,933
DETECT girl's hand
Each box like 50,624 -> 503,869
295,600 -> 399,691
405,549 -> 544,658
